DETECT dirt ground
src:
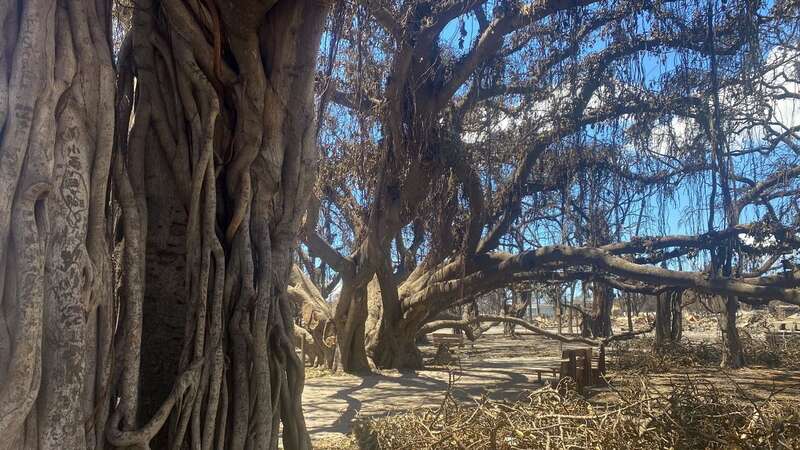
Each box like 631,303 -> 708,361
301,324 -> 800,448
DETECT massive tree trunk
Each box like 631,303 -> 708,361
1,5 -> 329,448
110,0 -> 330,448
0,0 -> 115,448
367,266 -> 425,370
139,164 -> 190,446
333,275 -> 372,373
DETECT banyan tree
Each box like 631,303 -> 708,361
304,0 -> 800,372
1,0 -> 332,448
1,0 -> 799,448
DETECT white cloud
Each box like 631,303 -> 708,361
461,107 -> 525,144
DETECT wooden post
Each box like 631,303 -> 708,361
583,348 -> 593,387
597,345 -> 606,383
568,283 -> 575,334
560,349 -> 579,392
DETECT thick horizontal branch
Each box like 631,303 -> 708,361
420,314 -> 654,348
502,246 -> 800,305
402,228 -> 800,316
418,319 -> 497,341
477,315 -> 599,345
599,223 -> 756,255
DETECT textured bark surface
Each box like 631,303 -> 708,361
288,266 -> 336,368
587,282 -> 614,338
140,176 -> 188,446
109,1 -> 332,448
0,0 -> 330,448
504,291 -> 532,336
720,296 -> 745,369
0,0 -> 115,448
655,290 -> 683,350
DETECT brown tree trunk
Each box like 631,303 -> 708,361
506,290 -> 531,336
556,291 -> 563,334
589,282 -> 614,338
288,266 -> 336,369
655,291 -> 673,350
140,177 -> 189,447
370,325 -> 423,370
334,279 -> 372,373
655,290 -> 684,352
671,291 -> 683,341
626,294 -> 634,332
720,296 -> 745,368
503,292 -> 512,335
108,1 -> 331,448
0,0 -> 115,448
368,270 -> 425,370
567,284 -> 575,334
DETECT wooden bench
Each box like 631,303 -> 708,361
529,364 -> 563,383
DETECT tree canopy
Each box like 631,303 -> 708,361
299,0 -> 800,371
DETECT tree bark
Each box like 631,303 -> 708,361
671,291 -> 683,342
720,296 -> 745,368
503,292 -> 512,335
655,290 -> 684,350
288,266 -> 336,369
108,1 -> 332,448
0,0 -> 115,448
626,294 -> 634,332
334,278 -> 372,373
140,173 -> 188,446
368,267 -> 425,370
586,282 -> 614,338
505,290 -> 531,336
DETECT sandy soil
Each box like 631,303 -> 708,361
301,325 -> 800,447
304,328 -> 568,441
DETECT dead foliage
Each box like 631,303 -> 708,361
610,337 -> 721,371
352,377 -> 800,450
740,332 -> 800,370
311,434 -> 359,450
305,366 -> 336,380
609,336 -> 800,372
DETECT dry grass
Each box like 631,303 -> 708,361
610,337 -> 720,372
310,434 -> 359,450
352,376 -> 800,449
740,332 -> 800,370
609,335 -> 800,372
305,366 -> 336,380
